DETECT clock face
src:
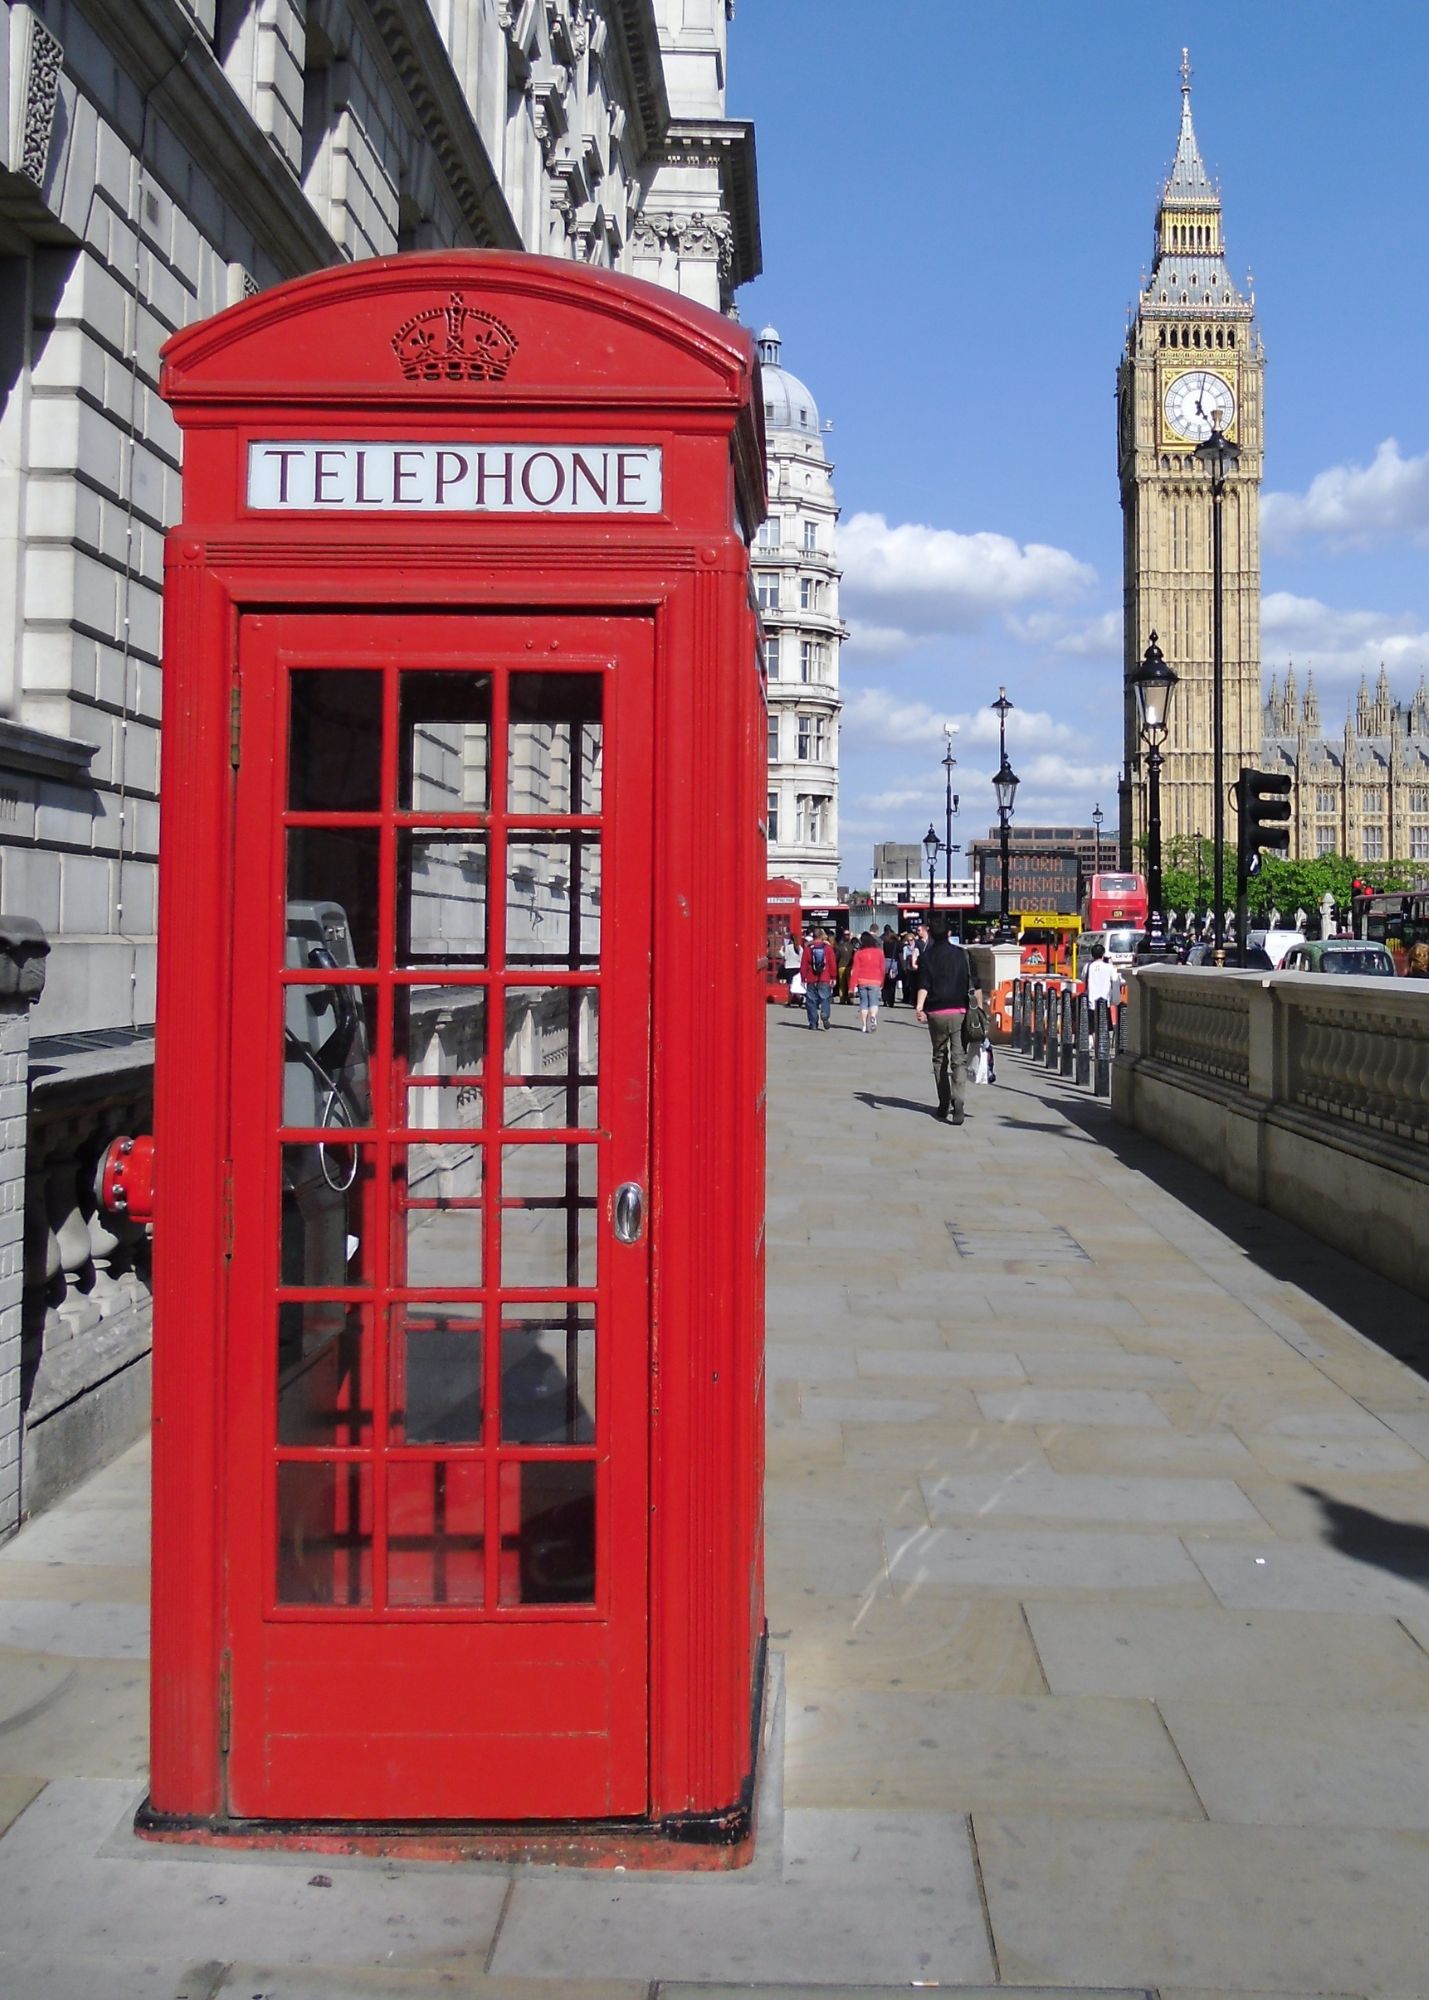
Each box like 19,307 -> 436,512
1163,369 -> 1236,442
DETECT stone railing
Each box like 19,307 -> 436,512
21,1034 -> 153,1515
1114,968 -> 1429,1301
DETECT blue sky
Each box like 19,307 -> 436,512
731,1 -> 1429,877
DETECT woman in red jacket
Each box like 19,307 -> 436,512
851,930 -> 888,1033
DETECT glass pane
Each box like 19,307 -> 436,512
499,1461 -> 595,1606
392,1302 -> 482,1445
501,1303 -> 595,1444
281,985 -> 374,1130
505,836 -> 600,966
277,1460 -> 372,1607
277,1301 -> 371,1447
508,673 -> 603,815
399,672 -> 491,811
282,1142 -> 375,1289
499,1144 -> 596,1289
399,833 -> 488,965
387,1460 -> 485,1608
503,986 -> 598,1131
286,832 -> 380,968
398,1142 -> 483,1288
288,669 -> 382,812
397,984 -> 487,1131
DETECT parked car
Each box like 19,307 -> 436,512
1279,940 -> 1396,976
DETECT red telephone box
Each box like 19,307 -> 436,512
143,254 -> 768,1851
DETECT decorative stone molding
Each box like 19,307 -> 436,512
18,16 -> 64,189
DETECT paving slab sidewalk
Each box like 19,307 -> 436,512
1,1003 -> 1427,1998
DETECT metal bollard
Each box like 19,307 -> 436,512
1045,984 -> 1061,1071
1010,980 -> 1022,1054
1015,980 -> 1028,1055
1074,990 -> 1091,1088
1059,987 -> 1075,1077
1031,983 -> 1045,1062
1093,996 -> 1111,1097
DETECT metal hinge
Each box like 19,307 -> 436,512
218,1650 -> 232,1756
221,1160 -> 234,1260
229,682 -> 241,768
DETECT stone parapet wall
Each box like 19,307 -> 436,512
1113,967 -> 1429,1300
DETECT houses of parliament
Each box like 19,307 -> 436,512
1119,58 -> 1429,870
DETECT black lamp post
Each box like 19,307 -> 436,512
1092,802 -> 1103,878
1131,631 -> 1178,956
942,729 -> 959,895
991,686 -> 1019,939
1193,416 -> 1240,951
923,823 -> 943,923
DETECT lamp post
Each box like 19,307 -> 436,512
923,824 -> 943,923
1131,632 -> 1178,957
1092,802 -> 1103,878
942,727 -> 959,895
991,686 -> 1018,939
1193,416 -> 1240,952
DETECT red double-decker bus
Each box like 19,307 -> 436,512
1081,872 -> 1148,932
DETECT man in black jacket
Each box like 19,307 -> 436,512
914,919 -> 983,1124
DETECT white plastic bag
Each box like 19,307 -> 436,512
973,1044 -> 990,1085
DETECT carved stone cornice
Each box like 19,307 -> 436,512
18,15 -> 64,188
654,119 -> 761,285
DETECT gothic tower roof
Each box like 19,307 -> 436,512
1166,52 -> 1217,205
1140,52 -> 1249,317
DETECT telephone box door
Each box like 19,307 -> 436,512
224,609 -> 653,1821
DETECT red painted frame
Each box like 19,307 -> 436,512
148,253 -> 767,1841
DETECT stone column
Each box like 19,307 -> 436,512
0,918 -> 49,1541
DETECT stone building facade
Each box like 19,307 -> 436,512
754,327 -> 842,902
1262,666 -> 1429,866
1118,58 -> 1263,860
0,0 -> 759,1529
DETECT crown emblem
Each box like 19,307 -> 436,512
391,294 -> 518,383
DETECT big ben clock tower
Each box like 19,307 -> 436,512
1118,54 -> 1263,866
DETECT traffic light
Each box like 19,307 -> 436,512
1236,769 -> 1292,884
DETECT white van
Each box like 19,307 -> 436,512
1246,928 -> 1305,968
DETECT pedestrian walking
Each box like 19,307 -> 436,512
835,929 -> 855,1005
1085,945 -> 1123,1017
914,918 -> 982,1124
851,929 -> 887,1033
800,926 -> 836,1030
1407,941 -> 1429,978
881,925 -> 900,1007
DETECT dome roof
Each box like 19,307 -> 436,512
756,326 -> 821,442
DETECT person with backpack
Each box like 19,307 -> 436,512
800,927 -> 836,1030
914,917 -> 984,1124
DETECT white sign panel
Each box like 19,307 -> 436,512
246,441 -> 663,514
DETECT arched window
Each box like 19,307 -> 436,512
1228,329 -> 1235,347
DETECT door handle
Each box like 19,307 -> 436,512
612,1182 -> 645,1244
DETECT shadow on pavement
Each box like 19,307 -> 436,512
852,1090 -> 940,1119
1016,1059 -> 1429,1386
1299,1486 -> 1429,1589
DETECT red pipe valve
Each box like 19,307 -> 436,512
99,1134 -> 155,1225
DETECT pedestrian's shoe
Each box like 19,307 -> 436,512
950,1107 -> 966,1126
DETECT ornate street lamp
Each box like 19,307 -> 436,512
1193,417 -> 1241,951
942,726 -> 960,896
991,687 -> 1018,939
1131,631 -> 1178,956
923,823 -> 943,923
1091,802 -> 1103,878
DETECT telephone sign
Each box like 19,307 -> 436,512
144,254 -> 768,1856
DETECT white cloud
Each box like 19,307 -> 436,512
1262,439 -> 1429,551
841,690 -> 958,746
1003,608 -> 1121,658
1261,591 -> 1429,682
838,511 -> 1096,638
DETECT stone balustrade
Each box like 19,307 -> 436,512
20,1037 -> 153,1516
1114,968 -> 1429,1300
